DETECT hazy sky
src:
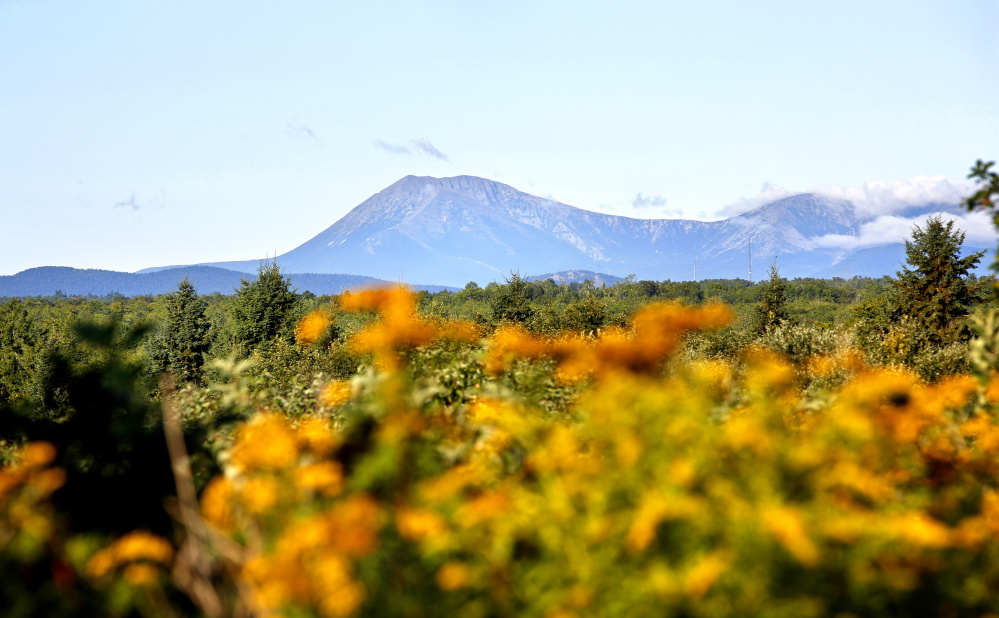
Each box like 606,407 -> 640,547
2,0 -> 997,275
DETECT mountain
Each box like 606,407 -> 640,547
529,270 -> 625,287
138,175 -> 991,286
0,266 -> 455,298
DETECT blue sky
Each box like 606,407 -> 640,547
1,0 -> 997,275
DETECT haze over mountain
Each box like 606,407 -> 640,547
137,175 -> 991,287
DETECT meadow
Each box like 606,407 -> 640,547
2,165 -> 999,617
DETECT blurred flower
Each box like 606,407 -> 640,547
436,562 -> 471,590
296,310 -> 331,345
232,414 -> 300,472
319,381 -> 352,409
87,531 -> 174,579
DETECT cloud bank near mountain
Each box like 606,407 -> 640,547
810,210 -> 997,251
723,176 -> 976,220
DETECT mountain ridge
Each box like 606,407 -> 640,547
0,266 -> 455,298
135,175 -> 990,286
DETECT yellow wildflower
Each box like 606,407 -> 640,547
743,349 -> 795,397
27,468 -> 66,495
761,506 -> 819,566
986,371 -> 999,404
319,380 -> 352,409
683,551 -> 730,598
396,506 -> 448,541
891,512 -> 951,548
297,416 -> 339,456
342,286 -> 443,369
231,414 -> 299,472
87,531 -> 174,579
296,309 -> 331,345
122,563 -> 161,587
626,493 -> 704,552
18,441 -> 57,469
241,476 -> 282,514
485,324 -> 549,374
325,494 -> 386,557
455,491 -> 511,529
436,562 -> 472,590
200,476 -> 235,531
313,553 -> 366,618
295,462 -> 344,497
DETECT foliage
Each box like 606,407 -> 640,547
6,285 -> 999,616
0,300 -> 46,407
162,278 -> 211,383
231,261 -> 298,353
752,261 -> 789,334
490,271 -> 533,324
966,159 -> 999,219
893,216 -> 984,343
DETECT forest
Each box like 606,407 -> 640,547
1,162 -> 999,617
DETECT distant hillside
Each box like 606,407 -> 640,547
0,266 -> 455,298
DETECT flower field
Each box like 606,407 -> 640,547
6,283 -> 999,617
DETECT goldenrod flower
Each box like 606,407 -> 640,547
296,309 -> 331,345
232,414 -> 300,472
436,562 -> 471,590
18,442 -> 57,469
200,476 -> 235,531
313,553 -> 366,618
122,563 -> 161,587
87,531 -> 174,579
241,476 -> 282,514
683,551 -> 730,598
295,462 -> 344,497
396,506 -> 448,541
761,506 -> 819,566
319,381 -> 352,409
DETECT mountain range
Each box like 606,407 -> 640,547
141,175 -> 987,286
0,266 -> 454,298
8,175 -> 990,297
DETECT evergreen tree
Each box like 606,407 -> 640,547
231,262 -> 298,352
163,278 -> 210,382
893,215 -> 985,342
753,261 -> 788,334
491,271 -> 534,324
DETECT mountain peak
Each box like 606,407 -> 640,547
385,175 -> 521,202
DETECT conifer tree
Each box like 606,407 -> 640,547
491,271 -> 534,324
163,278 -> 210,382
893,215 -> 984,342
231,261 -> 297,351
753,261 -> 788,334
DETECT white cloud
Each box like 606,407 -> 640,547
721,176 -> 975,220
809,176 -> 974,219
374,138 -> 450,161
411,139 -> 449,161
811,211 -> 997,251
631,193 -> 667,209
720,182 -> 791,216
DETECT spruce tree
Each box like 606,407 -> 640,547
893,215 -> 984,342
491,271 -> 534,324
753,261 -> 788,334
163,278 -> 210,382
231,261 -> 297,352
